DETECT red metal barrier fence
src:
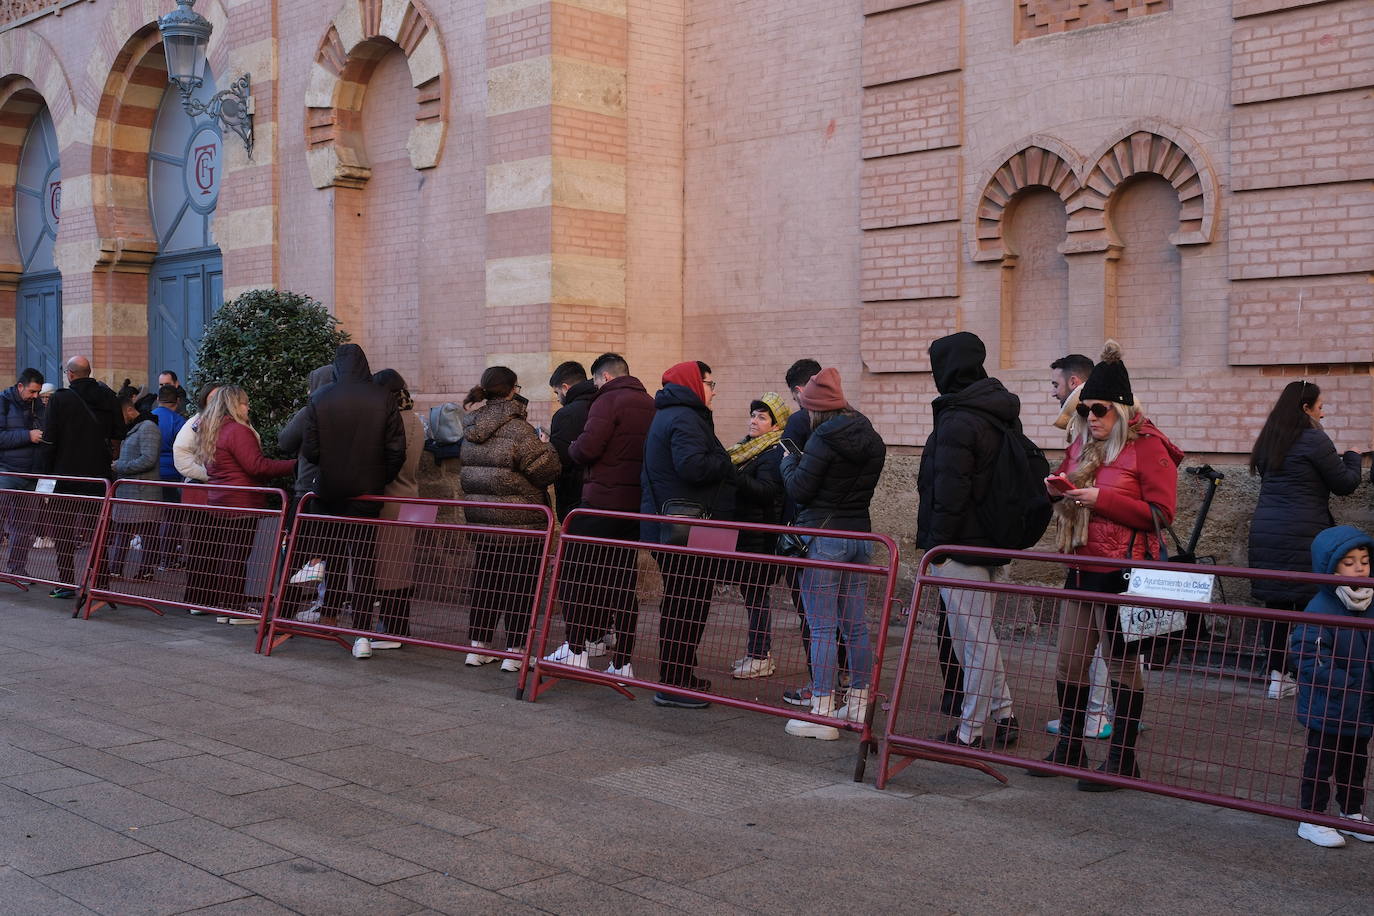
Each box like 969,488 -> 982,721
264,494 -> 555,682
879,545 -> 1374,838
528,509 -> 901,779
80,481 -> 289,633
0,473 -> 111,601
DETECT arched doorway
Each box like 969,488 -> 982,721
14,105 -> 61,382
147,73 -> 222,383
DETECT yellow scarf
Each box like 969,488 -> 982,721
728,392 -> 790,466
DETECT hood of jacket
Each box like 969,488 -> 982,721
596,374 -> 648,399
655,382 -> 712,425
563,378 -> 597,406
462,397 -> 526,445
332,344 -> 372,384
1131,413 -> 1186,467
812,412 -> 885,464
69,376 -> 113,410
929,332 -> 989,396
932,376 -> 1019,424
1311,525 -> 1374,583
308,364 -> 336,394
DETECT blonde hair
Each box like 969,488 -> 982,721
1070,400 -> 1138,466
194,385 -> 258,468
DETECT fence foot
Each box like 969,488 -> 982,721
0,574 -> 29,593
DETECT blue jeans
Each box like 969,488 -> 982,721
801,536 -> 874,697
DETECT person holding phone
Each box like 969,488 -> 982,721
1038,340 -> 1182,791
728,392 -> 790,679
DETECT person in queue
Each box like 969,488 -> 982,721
106,391 -> 162,582
0,368 -> 47,577
781,368 -> 886,740
640,360 -> 734,709
459,367 -> 560,671
1248,381 -> 1363,700
728,392 -> 790,679
546,361 -> 596,523
1290,525 -> 1374,848
1036,341 -> 1182,791
190,386 -> 295,618
371,368 -> 424,649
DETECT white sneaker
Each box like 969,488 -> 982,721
188,609 -> 209,616
214,616 -> 257,626
837,687 -> 871,723
1268,671 -> 1297,700
500,657 -> 523,673
1338,812 -> 1374,842
290,560 -> 325,585
1298,821 -> 1346,847
585,639 -> 608,658
607,662 -> 634,680
464,641 -> 497,666
785,694 -> 842,740
295,604 -> 322,623
369,640 -> 403,650
130,535 -> 142,550
731,656 -> 776,679
544,642 -> 589,668
352,637 -> 372,659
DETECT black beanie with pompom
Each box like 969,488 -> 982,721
1078,340 -> 1133,406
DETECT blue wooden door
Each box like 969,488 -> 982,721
15,270 -> 61,382
148,250 -> 223,383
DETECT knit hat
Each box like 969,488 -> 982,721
1078,340 -> 1133,406
749,392 -> 791,427
799,367 -> 847,411
38,383 -> 55,396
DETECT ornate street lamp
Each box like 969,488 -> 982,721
157,0 -> 254,158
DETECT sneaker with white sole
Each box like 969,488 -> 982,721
295,604 -> 322,623
464,641 -> 497,666
215,616 -> 258,626
607,662 -> 634,680
1298,821 -> 1346,847
1338,812 -> 1374,842
370,640 -> 403,650
785,694 -> 841,740
352,637 -> 372,659
585,638 -> 608,658
290,560 -> 325,585
500,657 -> 523,673
1268,670 -> 1297,700
837,687 -> 871,723
731,655 -> 776,679
544,643 -> 589,668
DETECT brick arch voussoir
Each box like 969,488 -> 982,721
305,0 -> 449,189
1080,121 -> 1219,248
970,136 -> 1084,264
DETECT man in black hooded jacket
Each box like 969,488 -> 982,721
301,344 -> 405,655
916,332 -> 1021,751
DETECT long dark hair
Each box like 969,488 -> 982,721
464,366 -> 517,407
1249,380 -> 1320,476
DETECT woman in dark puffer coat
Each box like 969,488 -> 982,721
460,367 -> 560,670
1248,381 -> 1363,700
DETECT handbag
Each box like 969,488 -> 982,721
1118,505 -> 1214,644
426,402 -> 463,446
776,475 -> 859,558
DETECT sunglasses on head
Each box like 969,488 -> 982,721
1075,402 -> 1113,419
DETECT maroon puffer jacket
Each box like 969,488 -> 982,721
568,374 -> 655,512
1056,415 -> 1183,572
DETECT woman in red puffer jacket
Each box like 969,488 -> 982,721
1033,341 -> 1182,792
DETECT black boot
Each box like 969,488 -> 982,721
1079,682 -> 1144,792
1028,680 -> 1089,776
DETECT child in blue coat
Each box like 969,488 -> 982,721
1291,524 -> 1374,848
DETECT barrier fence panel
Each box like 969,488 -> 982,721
264,494 -> 555,680
528,509 -> 900,779
878,545 -> 1374,837
0,473 -> 112,601
81,481 -> 289,633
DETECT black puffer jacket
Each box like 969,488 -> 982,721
639,384 -> 735,544
1248,426 -> 1361,603
44,378 -> 123,492
781,412 -> 886,532
734,443 -> 785,553
916,332 -> 1021,564
549,378 -> 597,521
302,345 -> 405,500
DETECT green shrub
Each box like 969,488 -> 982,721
189,289 -> 349,458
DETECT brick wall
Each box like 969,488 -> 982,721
1110,174 -> 1181,367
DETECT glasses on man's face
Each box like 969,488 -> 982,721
1075,402 -> 1112,419
704,380 -> 717,391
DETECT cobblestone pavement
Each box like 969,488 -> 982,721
0,588 -> 1365,915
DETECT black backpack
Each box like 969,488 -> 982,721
955,406 -> 1053,550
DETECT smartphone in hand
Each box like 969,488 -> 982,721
780,438 -> 801,457
1045,473 -> 1073,495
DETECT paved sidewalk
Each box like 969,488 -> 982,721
0,588 -> 1364,915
